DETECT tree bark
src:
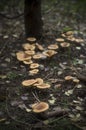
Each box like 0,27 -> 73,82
24,0 -> 43,39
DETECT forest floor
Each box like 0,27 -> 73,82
0,1 -> 86,130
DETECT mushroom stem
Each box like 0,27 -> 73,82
32,92 -> 40,102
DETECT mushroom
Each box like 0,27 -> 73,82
30,63 -> 39,69
37,83 -> 51,89
36,43 -> 44,51
27,37 -> 36,43
25,50 -> 35,55
65,31 -> 73,36
56,38 -> 65,42
65,76 -> 73,80
22,43 -> 35,50
75,38 -> 84,43
32,102 -> 49,113
29,69 -> 39,75
22,79 -> 37,86
61,33 -> 66,38
73,78 -> 80,83
43,50 -> 57,57
16,51 -> 31,61
60,42 -> 70,47
33,53 -> 47,60
23,59 -> 33,64
48,44 -> 59,50
34,78 -> 44,86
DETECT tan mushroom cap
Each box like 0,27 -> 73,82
65,31 -> 73,36
30,63 -> 39,69
60,42 -> 70,47
33,54 -> 46,59
43,50 -> 57,57
65,76 -> 73,80
23,59 -> 33,64
34,78 -> 44,86
48,44 -> 59,50
32,102 -> 49,113
73,78 -> 80,83
37,83 -> 51,89
16,51 -> 31,61
25,50 -> 35,55
29,69 -> 39,75
27,37 -> 36,43
67,37 -> 76,41
56,38 -> 65,42
75,38 -> 84,43
22,79 -> 37,86
22,43 -> 35,50
61,33 -> 66,38
36,43 -> 44,51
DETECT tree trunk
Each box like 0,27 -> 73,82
24,0 -> 43,39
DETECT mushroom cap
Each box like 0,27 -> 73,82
75,38 -> 84,43
67,37 -> 76,41
30,63 -> 39,69
73,78 -> 80,83
61,33 -> 66,38
36,43 -> 44,51
16,51 -> 31,61
37,83 -> 51,89
32,102 -> 49,113
25,50 -> 35,55
60,42 -> 70,47
65,76 -> 73,80
48,44 -> 59,50
33,54 -> 46,59
22,43 -> 35,50
43,50 -> 57,57
29,69 -> 39,75
56,38 -> 65,42
22,79 -> 37,86
66,31 -> 73,36
34,78 -> 44,86
23,59 -> 33,64
27,37 -> 36,43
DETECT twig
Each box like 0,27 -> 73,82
32,91 -> 40,102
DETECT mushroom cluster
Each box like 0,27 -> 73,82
16,35 -> 84,115
22,78 -> 51,89
16,37 -> 59,76
56,31 -> 84,49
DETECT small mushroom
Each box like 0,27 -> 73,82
43,50 -> 57,57
65,31 -> 73,36
48,44 -> 59,50
65,76 -> 73,80
33,54 -> 46,59
32,102 -> 49,113
23,59 -> 33,64
56,38 -> 65,42
29,69 -> 39,75
27,37 -> 36,43
25,50 -> 35,55
75,38 -> 84,43
30,63 -> 39,69
36,43 -> 44,51
22,79 -> 37,86
22,43 -> 35,50
16,51 -> 31,61
60,42 -> 70,47
61,33 -> 66,38
73,78 -> 80,83
37,83 -> 51,89
34,78 -> 44,86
